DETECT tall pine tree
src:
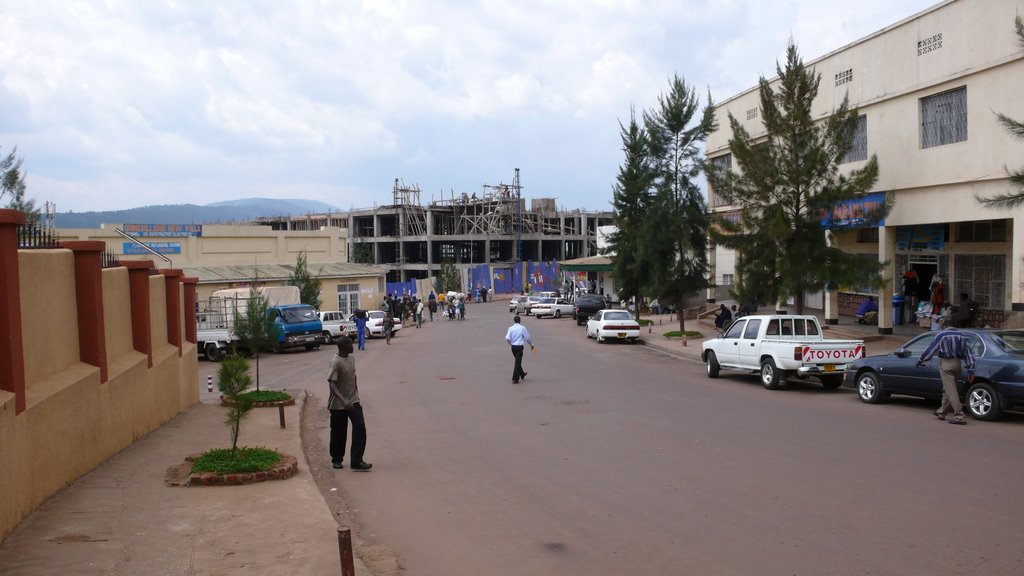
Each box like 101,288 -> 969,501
289,251 -> 322,309
709,42 -> 881,313
606,106 -> 654,307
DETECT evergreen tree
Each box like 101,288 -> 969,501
231,273 -> 280,392
1,147 -> 40,226
352,242 -> 374,264
606,106 -> 654,308
977,16 -> 1024,208
436,258 -> 462,294
217,355 -> 254,458
642,75 -> 716,330
709,42 -> 881,314
289,251 -> 322,309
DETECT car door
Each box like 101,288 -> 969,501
737,318 -> 763,369
715,319 -> 747,368
881,333 -> 941,395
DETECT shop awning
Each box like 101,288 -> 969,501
559,255 -> 613,272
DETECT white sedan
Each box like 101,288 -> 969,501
531,298 -> 575,319
352,310 -> 403,337
509,295 -> 527,313
586,309 -> 641,343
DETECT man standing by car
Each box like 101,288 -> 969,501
504,315 -> 534,384
916,326 -> 976,425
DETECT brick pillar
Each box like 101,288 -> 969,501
124,260 -> 155,368
159,269 -> 183,357
182,276 -> 198,344
0,209 -> 27,414
61,241 -> 109,383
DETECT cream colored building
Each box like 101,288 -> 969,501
706,0 -> 1024,330
58,223 -> 389,312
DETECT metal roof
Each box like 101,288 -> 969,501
182,261 -> 387,284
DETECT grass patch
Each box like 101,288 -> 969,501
240,390 -> 292,403
663,330 -> 704,339
191,447 -> 282,475
637,319 -> 654,326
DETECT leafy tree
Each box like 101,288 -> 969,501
289,251 -> 322,309
231,274 -> 280,392
606,106 -> 655,309
708,42 -> 882,314
436,258 -> 461,293
976,16 -> 1024,208
217,355 -> 254,458
642,75 -> 716,331
1,147 -> 40,226
352,242 -> 374,264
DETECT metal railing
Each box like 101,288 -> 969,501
16,226 -> 59,249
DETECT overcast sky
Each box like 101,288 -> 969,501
0,0 -> 939,214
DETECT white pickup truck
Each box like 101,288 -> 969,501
700,315 -> 865,390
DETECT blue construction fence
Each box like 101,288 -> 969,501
468,261 -> 560,295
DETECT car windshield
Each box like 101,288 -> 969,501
603,311 -> 632,321
281,306 -> 318,323
990,330 -> 1024,354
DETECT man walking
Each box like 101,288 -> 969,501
504,315 -> 534,383
916,326 -> 976,425
327,336 -> 372,471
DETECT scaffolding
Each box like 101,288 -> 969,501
393,179 -> 427,236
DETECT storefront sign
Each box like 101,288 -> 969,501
896,226 -> 945,251
123,223 -> 203,237
822,192 -> 886,229
122,242 -> 182,255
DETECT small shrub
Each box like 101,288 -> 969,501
638,319 -> 654,326
191,447 -> 281,475
240,390 -> 292,403
663,330 -> 703,339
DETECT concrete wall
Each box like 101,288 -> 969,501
0,211 -> 198,542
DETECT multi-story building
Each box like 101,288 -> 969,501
345,177 -> 614,290
706,0 -> 1024,330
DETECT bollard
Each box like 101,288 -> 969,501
278,404 -> 286,429
207,375 -> 213,393
338,527 -> 355,576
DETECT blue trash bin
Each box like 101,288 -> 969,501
892,295 -> 905,325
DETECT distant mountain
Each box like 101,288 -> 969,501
55,198 -> 342,229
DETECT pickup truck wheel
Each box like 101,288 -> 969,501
204,343 -> 223,362
760,358 -> 782,390
321,331 -> 333,343
967,382 -> 1002,421
554,310 -> 562,318
820,375 -> 844,389
706,351 -> 720,379
856,371 -> 886,404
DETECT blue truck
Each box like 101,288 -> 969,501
197,287 -> 323,360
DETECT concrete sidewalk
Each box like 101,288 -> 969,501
0,397 -> 372,576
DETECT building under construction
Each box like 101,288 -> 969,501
349,172 -> 613,283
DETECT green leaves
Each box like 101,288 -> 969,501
217,355 -> 254,456
289,251 -> 322,310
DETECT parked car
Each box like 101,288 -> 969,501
353,310 -> 403,338
844,329 -> 1024,421
509,295 -> 527,313
532,298 -> 575,319
701,315 -> 864,390
586,309 -> 641,343
574,294 -> 608,325
319,311 -> 357,342
514,295 -> 545,315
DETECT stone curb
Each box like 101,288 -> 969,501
184,453 -> 299,486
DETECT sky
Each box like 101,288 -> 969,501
0,0 -> 940,214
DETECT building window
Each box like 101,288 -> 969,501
336,283 -> 360,316
842,115 -> 867,163
921,87 -> 967,148
857,227 -> 879,243
954,254 -> 1005,309
709,154 -> 732,207
721,273 -> 735,286
957,219 -> 1007,243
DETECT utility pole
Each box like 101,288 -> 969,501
514,168 -> 522,263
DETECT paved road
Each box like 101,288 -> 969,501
240,301 -> 1024,575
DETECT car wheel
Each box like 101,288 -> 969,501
856,371 -> 885,404
760,358 -> 782,390
321,331 -> 333,343
706,351 -> 720,379
577,318 -> 584,326
597,333 -> 605,343
967,381 -> 1003,421
304,344 -> 316,351
554,310 -> 561,318
820,375 -> 843,389
204,343 -> 223,362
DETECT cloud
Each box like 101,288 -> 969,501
0,0 -> 937,213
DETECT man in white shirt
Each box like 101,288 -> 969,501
504,315 -> 534,383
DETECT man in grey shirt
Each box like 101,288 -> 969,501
328,337 -> 372,470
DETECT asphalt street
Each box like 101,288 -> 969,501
274,301 -> 1024,576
